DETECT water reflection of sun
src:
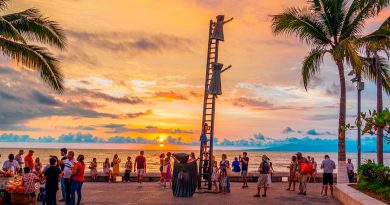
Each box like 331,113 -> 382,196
159,144 -> 165,147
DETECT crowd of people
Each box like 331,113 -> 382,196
1,149 -> 86,205
0,148 -> 356,203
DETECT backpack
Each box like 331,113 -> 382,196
300,163 -> 313,174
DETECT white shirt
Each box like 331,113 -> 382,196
346,162 -> 354,172
63,158 -> 76,178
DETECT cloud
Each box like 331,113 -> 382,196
67,30 -> 195,55
306,129 -> 335,136
125,109 -> 153,118
306,114 -> 339,121
101,123 -> 194,134
325,83 -> 355,96
231,97 -> 292,110
0,67 -> 148,129
154,91 -> 188,101
31,90 -> 60,106
70,88 -> 143,105
282,127 -> 295,134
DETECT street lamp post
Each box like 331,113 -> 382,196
349,70 -> 364,167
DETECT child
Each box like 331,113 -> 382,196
124,157 -> 132,182
211,161 -> 219,192
200,123 -> 209,153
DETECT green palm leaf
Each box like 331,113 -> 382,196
3,8 -> 66,49
0,37 -> 64,92
362,57 -> 390,94
271,7 -> 332,46
302,48 -> 328,90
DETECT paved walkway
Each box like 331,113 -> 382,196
60,182 -> 341,205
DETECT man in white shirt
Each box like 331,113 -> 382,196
62,151 -> 76,204
346,158 -> 354,183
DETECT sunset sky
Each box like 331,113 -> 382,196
0,0 -> 389,146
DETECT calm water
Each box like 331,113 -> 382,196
1,148 -> 389,173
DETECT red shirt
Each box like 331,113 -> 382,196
72,162 -> 85,182
135,156 -> 146,169
24,155 -> 34,170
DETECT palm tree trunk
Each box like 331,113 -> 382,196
336,59 -> 348,183
374,52 -> 383,164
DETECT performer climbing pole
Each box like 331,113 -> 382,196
198,15 -> 233,191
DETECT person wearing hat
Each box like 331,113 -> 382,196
24,150 -> 34,171
15,149 -> 24,174
254,155 -> 270,198
296,152 -> 309,195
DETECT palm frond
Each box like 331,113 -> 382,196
0,37 -> 64,93
271,7 -> 332,46
0,0 -> 9,10
341,0 -> 389,39
335,38 -> 363,73
0,16 -> 26,43
3,8 -> 67,49
362,56 -> 390,94
360,16 -> 390,52
302,48 -> 328,90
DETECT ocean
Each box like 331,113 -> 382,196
1,148 -> 389,173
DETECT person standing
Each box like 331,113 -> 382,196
134,151 -> 146,189
159,153 -> 165,184
59,148 -> 68,202
163,152 -> 172,189
346,158 -> 354,183
34,157 -> 42,175
320,155 -> 336,196
89,158 -> 98,182
44,157 -> 62,205
112,154 -> 121,182
240,152 -> 249,188
124,157 -> 132,182
254,155 -> 269,198
23,167 -> 39,205
286,156 -> 298,191
103,158 -> 113,182
296,152 -> 309,195
308,157 -> 317,183
63,151 -> 76,204
219,154 -> 231,193
70,155 -> 85,205
24,150 -> 34,171
15,150 -> 24,174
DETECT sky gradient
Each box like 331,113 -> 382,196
0,0 -> 389,146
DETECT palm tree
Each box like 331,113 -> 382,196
357,17 -> 390,164
271,0 -> 389,182
0,0 -> 66,93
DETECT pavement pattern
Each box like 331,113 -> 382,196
49,182 -> 342,205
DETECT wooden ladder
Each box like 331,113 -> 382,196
198,20 -> 219,190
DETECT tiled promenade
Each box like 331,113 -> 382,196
57,182 -> 341,205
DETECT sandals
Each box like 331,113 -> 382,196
253,194 -> 260,197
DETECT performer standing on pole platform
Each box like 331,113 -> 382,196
212,15 -> 234,41
208,63 -> 232,95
